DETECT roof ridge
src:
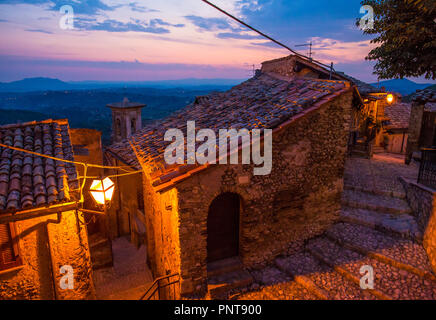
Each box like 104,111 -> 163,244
0,118 -> 69,130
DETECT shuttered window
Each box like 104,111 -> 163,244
0,223 -> 21,271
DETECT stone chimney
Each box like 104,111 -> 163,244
106,98 -> 146,143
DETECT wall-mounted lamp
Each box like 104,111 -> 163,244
90,177 -> 115,206
387,94 -> 394,104
81,177 -> 115,216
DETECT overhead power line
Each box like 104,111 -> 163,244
199,0 -> 339,75
200,0 -> 300,55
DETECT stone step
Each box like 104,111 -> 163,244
250,266 -> 292,286
307,237 -> 436,300
326,222 -> 436,282
90,239 -> 113,270
275,252 -> 375,300
372,146 -> 385,154
351,150 -> 369,158
344,184 -> 406,199
353,144 -> 368,152
208,269 -> 253,299
342,189 -> 412,215
236,279 -> 319,300
207,257 -> 244,278
104,283 -> 152,300
340,207 -> 422,242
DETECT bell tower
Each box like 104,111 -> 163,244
107,98 -> 146,143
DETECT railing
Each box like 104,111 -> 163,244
139,273 -> 180,300
418,148 -> 436,190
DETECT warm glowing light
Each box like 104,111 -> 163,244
90,177 -> 115,205
387,94 -> 394,104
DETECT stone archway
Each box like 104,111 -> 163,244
207,192 -> 240,263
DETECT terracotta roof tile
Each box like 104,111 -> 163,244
107,73 -> 349,184
384,103 -> 412,130
0,119 -> 79,214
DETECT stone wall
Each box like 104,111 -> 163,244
261,56 -> 298,78
406,103 -> 424,163
166,91 -> 353,296
104,155 -> 142,239
0,210 -> 95,300
401,178 -> 436,273
142,175 -> 181,298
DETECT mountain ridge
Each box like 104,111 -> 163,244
369,78 -> 434,95
0,77 -> 246,92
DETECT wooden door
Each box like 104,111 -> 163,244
207,193 -> 240,263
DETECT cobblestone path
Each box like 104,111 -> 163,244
236,155 -> 436,300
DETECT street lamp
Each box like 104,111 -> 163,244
387,94 -> 394,104
89,177 -> 115,206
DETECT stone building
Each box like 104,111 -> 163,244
0,119 -> 95,300
382,102 -> 411,154
406,89 -> 436,163
106,55 -> 361,297
107,98 -> 145,144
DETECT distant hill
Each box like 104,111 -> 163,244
403,83 -> 436,102
0,77 -> 246,93
0,77 -> 73,92
370,79 -> 432,95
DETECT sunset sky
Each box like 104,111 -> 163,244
0,0 -> 434,83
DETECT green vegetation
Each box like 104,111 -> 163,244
359,0 -> 436,80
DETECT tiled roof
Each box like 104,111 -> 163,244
384,103 -> 412,130
0,119 -> 79,214
412,89 -> 436,104
108,73 -> 351,186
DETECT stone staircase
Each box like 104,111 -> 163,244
351,141 -> 370,159
207,257 -> 253,299
237,184 -> 436,300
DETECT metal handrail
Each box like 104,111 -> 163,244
418,148 -> 436,189
139,273 -> 180,300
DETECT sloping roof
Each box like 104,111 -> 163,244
383,103 -> 412,130
0,119 -> 79,214
412,89 -> 436,104
107,73 -> 352,188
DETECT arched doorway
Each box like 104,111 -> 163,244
207,192 -> 240,263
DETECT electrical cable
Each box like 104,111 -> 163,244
199,0 -> 339,74
0,142 -> 138,172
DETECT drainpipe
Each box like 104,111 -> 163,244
45,212 -> 62,300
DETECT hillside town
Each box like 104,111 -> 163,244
0,0 -> 435,302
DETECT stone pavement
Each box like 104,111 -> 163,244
234,154 -> 436,300
92,236 -> 153,300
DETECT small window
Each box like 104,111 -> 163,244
0,223 -> 22,271
116,118 -> 121,136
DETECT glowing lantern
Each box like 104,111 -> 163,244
89,177 -> 115,205
387,94 -> 394,104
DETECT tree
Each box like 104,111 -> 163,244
359,0 -> 436,80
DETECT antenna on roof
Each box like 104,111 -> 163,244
295,41 -> 313,60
